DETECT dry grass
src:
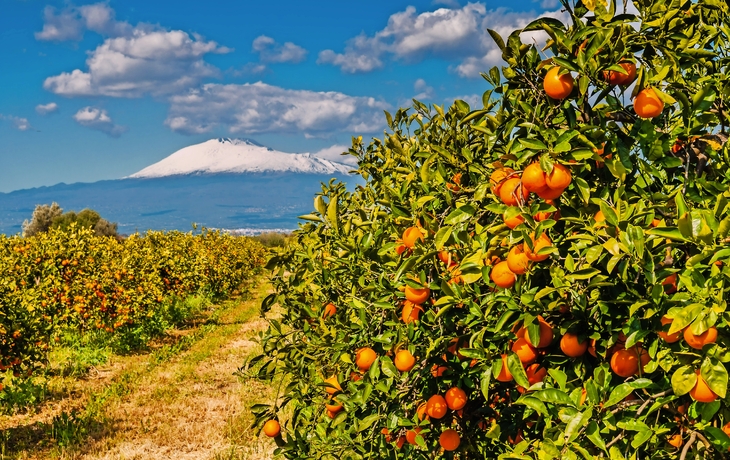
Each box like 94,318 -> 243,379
0,280 -> 279,460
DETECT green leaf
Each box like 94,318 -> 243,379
357,413 -> 379,432
380,356 -> 398,378
481,367 -> 492,401
532,389 -> 574,406
646,227 -> 689,242
519,138 -> 548,151
508,352 -> 530,389
444,205 -> 475,225
517,395 -> 548,416
701,357 -> 728,398
574,177 -> 590,204
671,365 -> 697,396
605,383 -> 634,408
586,421 -> 607,453
599,203 -> 619,227
434,226 -> 453,250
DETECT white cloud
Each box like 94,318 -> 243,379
35,3 -> 132,42
0,115 -> 32,131
252,35 -> 307,64
36,102 -> 59,115
449,94 -> 482,108
164,82 -> 389,136
311,144 -> 358,166
73,107 -> 127,137
318,3 -> 567,77
413,78 -> 435,100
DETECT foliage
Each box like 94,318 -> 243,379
252,232 -> 291,248
50,208 -> 119,238
252,1 -> 730,458
22,202 -> 62,237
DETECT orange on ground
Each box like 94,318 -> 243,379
355,347 -> 377,371
490,168 -> 515,194
439,429 -> 461,451
634,87 -> 664,119
405,285 -> 430,304
445,387 -> 468,411
395,349 -> 416,372
402,226 -> 424,249
504,212 -> 525,229
401,301 -> 423,324
511,337 -> 537,365
524,232 -> 552,262
323,302 -> 337,318
324,375 -> 342,395
522,162 -> 547,192
263,420 -> 281,437
560,333 -> 588,357
491,261 -> 516,289
690,370 -> 718,403
684,326 -> 717,349
610,349 -> 638,378
507,245 -> 530,275
658,315 -> 682,343
544,66 -> 574,100
525,319 -> 553,348
545,163 -> 572,190
535,185 -> 565,200
499,177 -> 529,206
496,354 -> 513,382
406,427 -> 422,445
426,394 -> 448,419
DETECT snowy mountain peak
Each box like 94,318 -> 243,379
128,138 -> 352,178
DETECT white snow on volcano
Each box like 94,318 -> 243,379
128,138 -> 353,178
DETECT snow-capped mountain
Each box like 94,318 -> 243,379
129,138 -> 352,178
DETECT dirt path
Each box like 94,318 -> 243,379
1,280 -> 277,460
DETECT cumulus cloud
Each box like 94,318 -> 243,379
311,144 -> 358,166
164,82 -> 389,136
318,3 -> 567,77
35,3 -> 132,41
0,115 -> 32,131
413,78 -> 435,100
36,102 -> 59,115
252,35 -> 307,64
73,107 -> 127,137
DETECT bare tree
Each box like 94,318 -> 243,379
22,202 -> 63,237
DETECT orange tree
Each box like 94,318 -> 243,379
251,0 -> 730,458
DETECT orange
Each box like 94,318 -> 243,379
594,210 -> 606,224
395,435 -> 406,448
523,363 -> 547,388
511,337 -> 537,365
431,364 -> 448,377
534,210 -> 553,222
324,375 -> 342,395
325,401 -> 343,414
405,285 -> 430,304
610,349 -> 638,378
523,232 -> 552,262
401,301 -> 423,324
355,347 -> 377,371
496,354 -> 513,382
439,429 -> 461,451
535,185 -> 565,200
402,226 -> 424,249
522,162 -> 547,192
504,212 -> 525,229
426,394 -> 448,419
667,434 -> 683,449
406,427 -> 422,445
508,429 -> 524,445
545,163 -> 572,190
499,177 -> 529,206
490,168 -> 514,194
417,402 -> 428,420
658,315 -> 682,343
579,388 -> 587,405
263,419 -> 281,437
684,326 -> 717,349
544,66 -> 574,100
395,349 -> 416,372
603,61 -> 637,86
662,273 -> 678,294
560,333 -> 588,357
506,245 -> 530,275
690,370 -> 718,403
438,250 -> 453,265
634,87 -> 664,119
524,319 -> 553,348
491,261 -> 516,289
323,302 -> 337,318
445,387 -> 468,410
447,173 -> 462,192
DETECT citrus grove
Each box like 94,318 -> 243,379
251,0 -> 730,458
0,225 -> 265,394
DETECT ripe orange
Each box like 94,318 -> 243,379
445,387 -> 468,410
324,375 -> 342,395
535,185 -> 565,200
523,232 -> 552,262
395,435 -> 406,448
439,429 -> 461,451
496,354 -> 513,382
405,285 -> 430,304
545,164 -> 572,190
506,245 -> 530,275
662,273 -> 678,294
426,394 -> 448,419
490,168 -> 515,194
499,177 -> 529,206
395,349 -> 416,372
684,326 -> 717,349
504,212 -> 525,229
634,87 -> 664,119
658,315 -> 682,343
447,173 -> 462,192
511,337 -> 537,365
522,162 -> 547,192
524,319 -> 553,348
560,333 -> 588,357
534,210 -> 553,222
417,402 -> 428,420
406,427 -> 422,445
593,210 -> 606,224
491,261 -> 516,289
263,419 -> 281,437
438,250 -> 453,265
522,363 -> 547,390
667,434 -> 683,449
323,302 -> 337,318
401,301 -> 423,324
603,61 -> 637,86
690,370 -> 718,403
544,66 -> 574,100
325,401 -> 343,414
402,226 -> 424,249
610,349 -> 638,378
355,347 -> 377,371
431,364 -> 448,377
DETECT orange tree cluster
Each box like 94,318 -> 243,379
251,1 -> 730,458
0,225 -> 265,378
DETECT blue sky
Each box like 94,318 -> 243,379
0,0 -> 563,192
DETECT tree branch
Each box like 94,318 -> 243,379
679,431 -> 696,460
